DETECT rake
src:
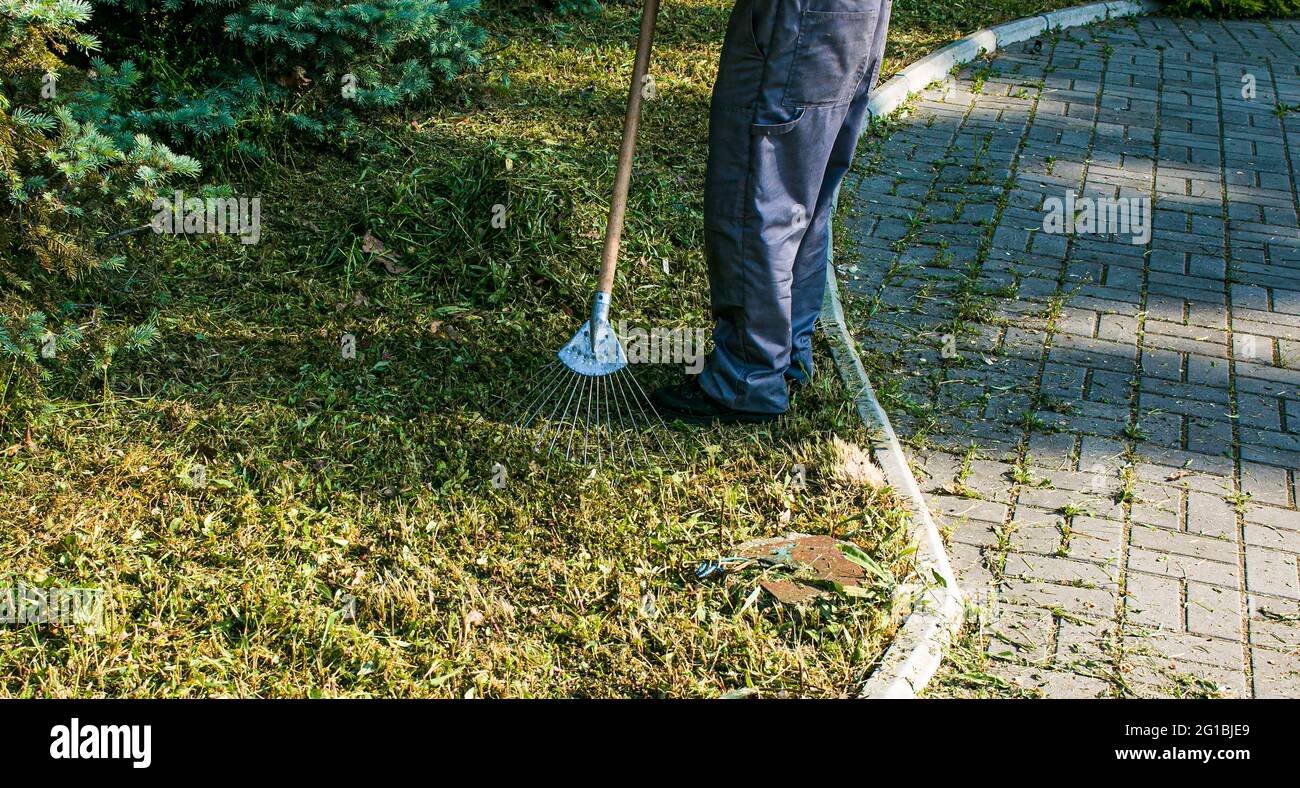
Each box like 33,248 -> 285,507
510,0 -> 681,465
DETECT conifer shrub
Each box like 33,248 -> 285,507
2,1 -> 199,278
81,0 -> 488,158
1,0 -> 196,430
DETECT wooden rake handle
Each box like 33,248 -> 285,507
596,0 -> 661,296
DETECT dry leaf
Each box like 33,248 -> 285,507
380,256 -> 407,274
362,232 -> 408,274
361,232 -> 386,255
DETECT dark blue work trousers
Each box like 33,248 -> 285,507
698,0 -> 891,413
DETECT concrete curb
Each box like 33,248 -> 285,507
865,1 -> 1164,121
821,267 -> 965,698
823,0 -> 1162,698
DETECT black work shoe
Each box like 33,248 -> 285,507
650,379 -> 781,425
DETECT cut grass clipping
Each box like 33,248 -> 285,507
0,1 -> 937,697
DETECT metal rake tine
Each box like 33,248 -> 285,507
568,373 -> 592,463
586,375 -> 597,466
545,371 -> 582,459
602,373 -> 617,468
605,373 -> 624,467
633,370 -> 688,463
603,373 -> 621,468
585,375 -> 597,467
561,377 -> 582,462
606,369 -> 633,462
604,368 -> 634,466
554,370 -> 587,460
536,370 -> 580,456
510,360 -> 568,426
525,369 -> 573,455
509,361 -> 566,426
506,359 -> 558,423
625,367 -> 686,463
572,373 -> 594,462
519,363 -> 572,429
527,382 -> 562,455
608,374 -> 629,465
604,369 -> 631,461
628,376 -> 671,464
612,368 -> 652,469
583,372 -> 597,465
593,373 -> 607,468
626,373 -> 657,468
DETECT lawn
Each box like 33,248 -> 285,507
0,0 -> 1079,697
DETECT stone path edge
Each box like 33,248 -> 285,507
866,1 -> 1165,123
826,0 -> 1164,698
822,261 -> 966,698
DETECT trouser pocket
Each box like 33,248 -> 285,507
703,106 -> 751,226
782,6 -> 879,108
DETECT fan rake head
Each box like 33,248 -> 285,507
510,293 -> 683,465
557,292 -> 627,377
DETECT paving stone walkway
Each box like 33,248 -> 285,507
841,15 -> 1300,697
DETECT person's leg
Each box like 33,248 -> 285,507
695,0 -> 889,413
788,0 -> 892,383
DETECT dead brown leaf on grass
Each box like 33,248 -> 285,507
362,232 -> 408,274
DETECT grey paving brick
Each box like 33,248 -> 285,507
1128,545 -> 1240,588
1131,524 -> 1237,564
1001,577 -> 1115,618
1003,551 -> 1118,586
1056,618 -> 1113,665
1124,628 -> 1243,669
998,663 -> 1114,697
1244,518 -> 1300,553
1186,582 -> 1243,640
1125,571 -> 1183,631
1249,595 -> 1300,652
987,604 -> 1055,662
1187,490 -> 1240,539
947,540 -> 997,592
1245,503 -> 1300,533
1241,460 -> 1293,506
1252,647 -> 1300,698
1124,663 -> 1248,698
1245,545 -> 1300,599
1065,515 -> 1125,564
